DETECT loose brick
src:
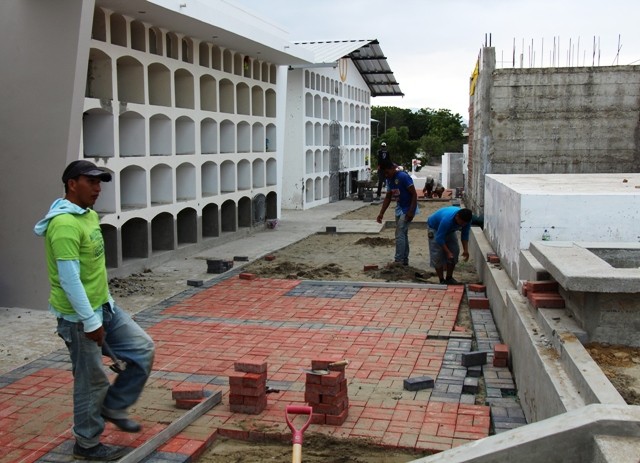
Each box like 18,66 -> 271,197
264,255 -> 276,261
462,377 -> 479,394
320,371 -> 345,386
230,403 -> 265,415
311,402 -> 346,416
488,255 -> 501,264
172,385 -> 205,400
311,413 -> 326,425
241,372 -> 267,388
468,297 -> 490,309
493,358 -> 508,368
187,279 -> 203,287
363,264 -> 379,272
527,292 -> 565,309
243,395 -> 267,407
325,408 -> 349,426
234,361 -> 268,374
304,390 -> 321,404
486,252 -> 497,261
325,226 -> 337,233
305,373 -> 322,385
234,256 -> 249,261
461,351 -> 487,367
525,280 -> 559,293
237,386 -> 266,397
467,283 -> 486,293
175,398 -> 203,410
403,376 -> 435,391
239,273 -> 257,280
306,382 -> 341,396
494,344 -> 509,359
311,359 -> 341,370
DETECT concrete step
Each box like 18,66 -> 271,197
592,435 -> 640,463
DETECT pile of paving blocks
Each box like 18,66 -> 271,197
229,361 -> 268,415
465,283 -> 528,433
304,360 -> 349,425
522,280 -> 565,309
172,384 -> 211,409
206,258 -> 233,274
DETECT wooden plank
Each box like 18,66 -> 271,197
117,390 -> 222,463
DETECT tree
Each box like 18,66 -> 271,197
374,126 -> 419,170
372,106 -> 466,165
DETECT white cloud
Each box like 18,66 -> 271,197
232,0 -> 640,117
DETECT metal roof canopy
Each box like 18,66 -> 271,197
294,39 -> 404,97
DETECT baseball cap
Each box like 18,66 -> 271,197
381,142 -> 387,147
62,160 -> 112,183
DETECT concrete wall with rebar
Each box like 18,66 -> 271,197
466,47 -> 640,216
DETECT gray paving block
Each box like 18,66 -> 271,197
403,376 -> 435,391
461,351 -> 487,367
462,376 -> 479,394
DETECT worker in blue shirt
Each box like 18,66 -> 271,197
376,158 -> 418,266
427,206 -> 472,284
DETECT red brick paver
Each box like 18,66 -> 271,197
0,278 -> 489,462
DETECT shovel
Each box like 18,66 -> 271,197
300,359 -> 349,376
285,405 -> 313,463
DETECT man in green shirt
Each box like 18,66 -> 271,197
35,160 -> 155,461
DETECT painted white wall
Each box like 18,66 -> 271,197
282,58 -> 371,210
484,173 -> 640,284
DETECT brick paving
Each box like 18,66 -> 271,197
0,277 -> 496,462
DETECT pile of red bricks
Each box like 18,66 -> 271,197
522,280 -> 565,309
304,360 -> 349,425
229,361 -> 268,415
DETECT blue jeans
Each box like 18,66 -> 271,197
57,304 -> 155,448
394,213 -> 410,264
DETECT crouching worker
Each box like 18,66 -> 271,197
426,206 -> 472,285
34,160 -> 155,461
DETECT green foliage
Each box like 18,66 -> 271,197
372,106 -> 466,166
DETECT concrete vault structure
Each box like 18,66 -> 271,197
0,0 -> 402,309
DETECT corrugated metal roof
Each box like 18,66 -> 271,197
295,39 -> 404,97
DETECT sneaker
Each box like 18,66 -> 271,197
445,277 -> 461,285
439,279 -> 446,284
102,415 -> 142,433
73,443 -> 128,461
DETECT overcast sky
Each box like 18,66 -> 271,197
232,0 -> 640,118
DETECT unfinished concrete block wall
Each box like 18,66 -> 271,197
468,46 -> 640,216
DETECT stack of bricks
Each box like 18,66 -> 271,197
304,360 -> 349,425
493,343 -> 509,368
228,361 -> 268,415
467,283 -> 490,310
522,280 -> 565,309
172,384 -> 208,409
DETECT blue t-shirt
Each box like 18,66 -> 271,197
385,171 -> 415,214
427,206 -> 471,245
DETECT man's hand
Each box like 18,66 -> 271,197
462,251 -> 470,262
406,212 -> 414,222
376,214 -> 383,224
85,326 -> 105,346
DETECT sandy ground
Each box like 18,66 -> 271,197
2,195 -> 639,461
